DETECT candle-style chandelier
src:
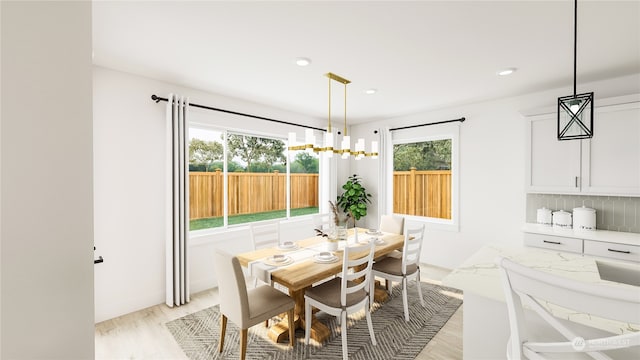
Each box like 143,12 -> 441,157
288,72 -> 378,159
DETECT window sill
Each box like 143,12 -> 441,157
398,214 -> 459,233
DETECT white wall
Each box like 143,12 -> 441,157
1,2 -> 94,358
351,73 -> 640,270
93,67 -> 326,322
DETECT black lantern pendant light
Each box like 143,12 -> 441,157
558,0 -> 594,141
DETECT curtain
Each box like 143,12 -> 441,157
166,94 -> 190,307
378,126 -> 393,218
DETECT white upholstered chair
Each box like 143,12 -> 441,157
304,241 -> 377,360
379,214 -> 405,234
312,212 -> 332,231
497,256 -> 640,360
213,250 -> 295,360
370,225 -> 425,322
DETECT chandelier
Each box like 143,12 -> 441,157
557,0 -> 594,140
288,72 -> 378,159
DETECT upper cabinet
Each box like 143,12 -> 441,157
526,95 -> 640,197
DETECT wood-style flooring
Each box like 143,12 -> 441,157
95,264 -> 462,359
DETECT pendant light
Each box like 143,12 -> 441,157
557,0 -> 594,141
288,72 -> 378,159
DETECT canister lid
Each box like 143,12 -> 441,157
573,205 -> 595,213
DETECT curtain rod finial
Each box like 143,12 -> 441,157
151,94 -> 160,103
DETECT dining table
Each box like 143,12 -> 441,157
235,227 -> 405,344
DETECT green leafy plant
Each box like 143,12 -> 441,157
337,174 -> 372,222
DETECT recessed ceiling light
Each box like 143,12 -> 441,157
497,68 -> 517,76
364,88 -> 377,95
295,57 -> 311,66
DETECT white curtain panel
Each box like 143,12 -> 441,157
165,94 -> 190,307
378,126 -> 393,218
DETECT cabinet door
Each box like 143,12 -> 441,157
582,101 -> 640,196
526,113 -> 582,193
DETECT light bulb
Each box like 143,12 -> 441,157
570,103 -> 581,114
305,129 -> 315,153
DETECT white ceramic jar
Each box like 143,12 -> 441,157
573,206 -> 596,230
552,210 -> 573,229
536,207 -> 553,226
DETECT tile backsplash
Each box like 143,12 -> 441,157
526,194 -> 640,233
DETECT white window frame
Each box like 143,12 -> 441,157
187,122 -> 322,234
390,123 -> 459,232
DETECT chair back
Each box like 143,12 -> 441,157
250,221 -> 280,250
313,213 -> 332,231
213,250 -> 249,326
340,241 -> 376,307
402,225 -> 425,274
380,215 -> 404,234
498,256 -> 640,359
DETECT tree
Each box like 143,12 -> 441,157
293,152 -> 319,173
393,139 -> 451,171
227,134 -> 286,172
189,138 -> 223,172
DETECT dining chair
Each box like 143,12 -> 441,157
249,221 -> 281,287
497,256 -> 640,360
312,212 -> 332,231
213,249 -> 295,360
304,241 -> 377,360
370,225 -> 425,322
379,214 -> 405,234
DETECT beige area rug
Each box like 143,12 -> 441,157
167,281 -> 462,359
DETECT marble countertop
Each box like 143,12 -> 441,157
523,223 -> 640,246
442,243 -> 640,335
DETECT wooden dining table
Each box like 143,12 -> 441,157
236,228 -> 405,344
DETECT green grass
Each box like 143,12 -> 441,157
190,207 -> 319,231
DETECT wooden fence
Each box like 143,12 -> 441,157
393,168 -> 451,219
189,170 -> 318,219
190,169 -> 451,220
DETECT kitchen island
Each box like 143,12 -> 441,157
442,243 -> 640,359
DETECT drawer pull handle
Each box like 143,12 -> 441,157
607,248 -> 631,254
543,240 -> 562,245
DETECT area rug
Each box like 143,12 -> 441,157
166,281 -> 462,360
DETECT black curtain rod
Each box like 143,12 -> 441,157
151,94 -> 327,132
390,117 -> 465,131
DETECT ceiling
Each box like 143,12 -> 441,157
92,1 -> 640,124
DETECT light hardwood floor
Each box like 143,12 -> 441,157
95,264 -> 462,359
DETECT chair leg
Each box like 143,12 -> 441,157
402,277 -> 410,322
240,328 -> 248,360
288,308 -> 295,347
219,314 -> 227,353
341,310 -> 348,360
365,298 -> 377,346
416,271 -> 425,307
304,302 -> 311,345
264,319 -> 269,327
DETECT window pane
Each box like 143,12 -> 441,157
289,151 -> 320,218
227,133 -> 287,225
393,139 -> 452,219
189,128 -> 224,230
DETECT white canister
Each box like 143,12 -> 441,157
573,206 -> 596,230
536,207 -> 553,226
552,210 -> 573,229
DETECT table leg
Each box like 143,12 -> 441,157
267,286 -> 331,344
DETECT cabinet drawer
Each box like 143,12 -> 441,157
524,233 -> 583,253
583,240 -> 640,263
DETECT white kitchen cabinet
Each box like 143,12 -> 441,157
581,101 -> 640,195
522,223 -> 640,263
525,95 -> 640,196
523,232 -> 583,254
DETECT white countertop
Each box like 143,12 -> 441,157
523,223 -> 640,246
442,243 -> 640,335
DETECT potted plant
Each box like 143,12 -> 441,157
336,174 -> 372,225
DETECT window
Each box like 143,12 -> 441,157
391,125 -> 459,229
188,126 -> 319,231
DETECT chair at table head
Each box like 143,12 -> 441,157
497,256 -> 640,360
380,214 -> 404,235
